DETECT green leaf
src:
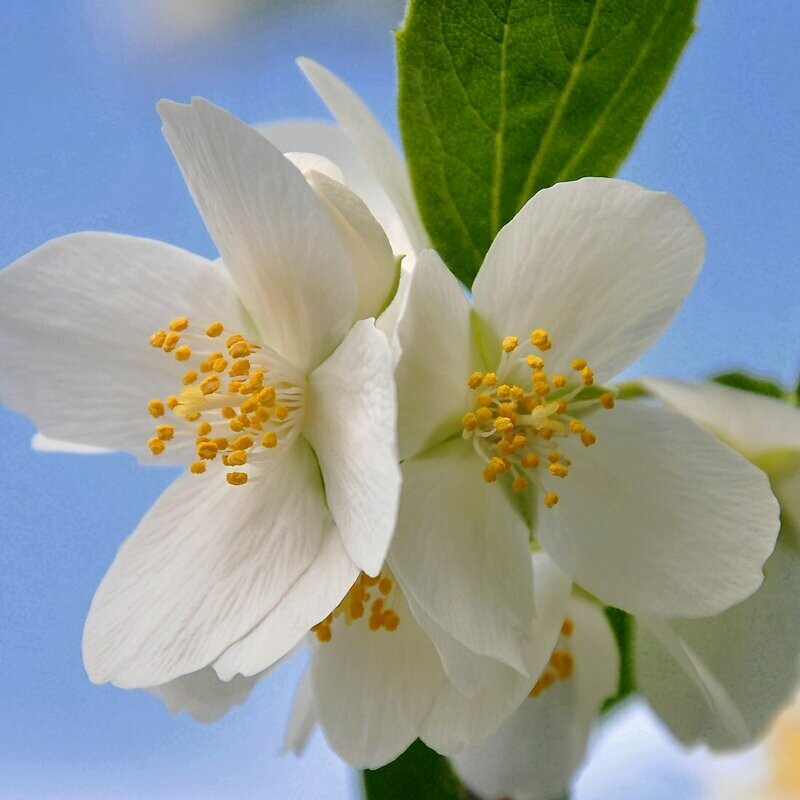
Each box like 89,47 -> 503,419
397,0 -> 698,286
601,606 -> 636,712
712,371 -> 786,400
362,739 -> 466,800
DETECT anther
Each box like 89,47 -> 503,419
190,461 -> 206,474
149,330 -> 167,348
169,317 -> 189,332
155,424 -> 174,441
467,371 -> 484,389
174,345 -> 192,362
580,430 -> 596,447
182,370 -> 198,385
530,329 -> 552,351
571,358 -> 587,371
205,322 -> 224,337
462,412 -> 478,432
544,492 -> 560,508
502,336 -> 519,353
226,472 -> 248,486
600,392 -> 615,409
148,437 -> 165,455
147,399 -> 165,418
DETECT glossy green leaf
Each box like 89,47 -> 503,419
397,0 -> 698,286
362,739 -> 465,800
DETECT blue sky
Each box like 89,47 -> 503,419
0,1 -> 797,798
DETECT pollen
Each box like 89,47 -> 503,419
312,569 -> 401,642
461,330 -> 616,509
146,317 -> 305,486
502,335 -> 519,353
530,618 -> 576,698
530,329 -> 552,351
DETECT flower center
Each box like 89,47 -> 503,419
462,329 -> 615,508
146,317 -> 305,485
530,617 -> 575,698
311,569 -> 401,643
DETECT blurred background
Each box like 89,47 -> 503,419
0,1 -> 798,797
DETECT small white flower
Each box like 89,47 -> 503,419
0,96 -> 401,691
453,385 -> 800,800
452,594 -> 618,800
392,178 -> 781,684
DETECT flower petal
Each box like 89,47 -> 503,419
283,668 -> 317,755
0,233 -> 248,461
83,439 -> 329,688
391,438 -> 534,673
259,120 -> 418,267
297,58 -> 429,256
537,402 -> 780,617
472,178 -> 705,382
406,552 -> 571,697
636,539 -> 800,749
309,587 -> 446,769
451,597 -> 618,800
213,528 -> 358,680
157,97 -> 357,372
304,319 -> 400,576
642,377 -> 800,461
148,666 -> 265,723
31,434 -> 111,455
416,555 -> 573,755
302,169 -> 398,320
394,249 -> 478,459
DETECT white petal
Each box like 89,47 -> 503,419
303,169 -> 399,320
83,439 -> 328,688
642,377 -> 800,461
214,529 -> 358,680
451,598 -> 618,800
284,151 -> 346,183
283,668 -> 317,755
472,178 -> 705,382
0,233 -> 248,461
537,402 -> 780,617
394,249 -> 478,459
297,58 -> 429,256
158,98 -> 357,372
259,120 -> 418,267
391,438 -> 534,673
407,552 -> 571,697
310,587 -> 446,769
417,555 -> 573,755
637,539 -> 800,749
148,665 -> 265,723
31,433 -> 111,455
305,319 -> 400,576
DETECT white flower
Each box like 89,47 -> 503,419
392,177 -> 781,683
452,384 -> 800,800
451,594 -> 619,800
279,553 -> 575,769
0,96 -> 401,691
635,379 -> 800,750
